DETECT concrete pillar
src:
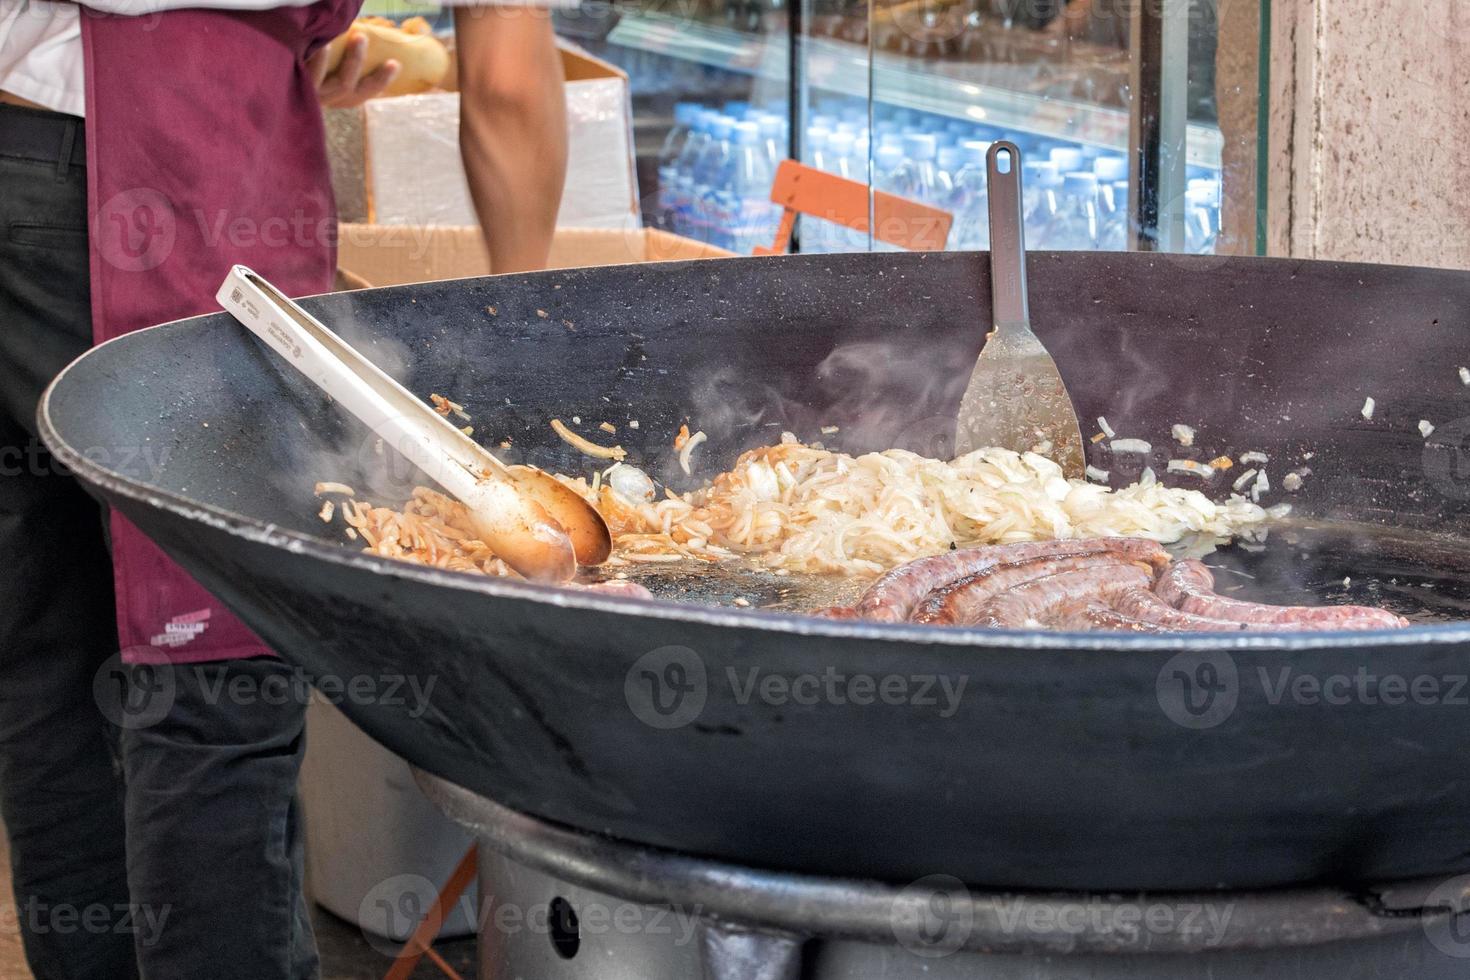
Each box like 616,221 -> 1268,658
1267,0 -> 1470,267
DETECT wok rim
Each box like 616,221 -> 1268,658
38,307 -> 1470,655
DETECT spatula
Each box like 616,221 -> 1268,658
953,141 -> 1086,477
216,265 -> 611,582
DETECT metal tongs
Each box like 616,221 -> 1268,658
217,266 -> 611,583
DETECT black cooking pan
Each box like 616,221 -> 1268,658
38,250 -> 1470,891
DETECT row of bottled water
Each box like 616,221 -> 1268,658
656,99 -> 1224,255
656,102 -> 789,254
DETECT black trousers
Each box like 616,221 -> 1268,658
0,103 -> 317,979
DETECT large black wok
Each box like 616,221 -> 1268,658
39,250 -> 1470,892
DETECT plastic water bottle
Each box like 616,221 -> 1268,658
947,139 -> 990,250
1188,177 -> 1222,205
1023,162 -> 1063,246
825,131 -> 857,180
804,130 -> 855,252
672,110 -> 714,238
1097,177 -> 1129,250
806,126 -> 832,173
1050,172 -> 1101,249
689,115 -> 736,246
937,146 -> 962,186
1029,163 -> 1064,246
869,143 -> 907,251
657,103 -> 699,231
872,144 -> 904,192
757,115 -> 786,168
1048,146 -> 1084,174
1091,155 -> 1127,221
853,135 -> 870,176
1184,186 -> 1219,253
701,114 -> 742,246
726,121 -> 781,254
894,134 -> 949,205
825,131 -> 865,251
1094,155 -> 1126,183
658,104 -> 697,174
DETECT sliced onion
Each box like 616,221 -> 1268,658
315,481 -> 356,496
1167,459 -> 1213,479
679,431 -> 708,475
1109,438 -> 1152,454
606,462 -> 656,502
552,419 -> 627,461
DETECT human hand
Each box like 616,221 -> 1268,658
310,31 -> 401,109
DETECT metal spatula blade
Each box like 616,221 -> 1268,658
954,141 -> 1086,478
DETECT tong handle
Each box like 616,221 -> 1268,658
986,141 -> 1031,334
216,265 -> 499,495
218,266 -> 610,578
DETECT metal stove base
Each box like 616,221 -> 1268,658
418,772 -> 1470,979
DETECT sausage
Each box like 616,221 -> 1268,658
823,538 -> 1408,633
969,564 -> 1156,629
1107,585 -> 1365,633
853,540 -> 1104,622
1046,599 -> 1172,633
811,605 -> 865,619
910,553 -> 1139,626
1156,560 -> 1409,629
1106,585 -> 1250,632
1152,558 -> 1216,607
910,540 -> 1171,627
581,580 -> 654,600
857,537 -> 1171,623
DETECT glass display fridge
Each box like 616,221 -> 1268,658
555,0 -> 1266,257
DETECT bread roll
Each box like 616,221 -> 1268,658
320,18 -> 451,98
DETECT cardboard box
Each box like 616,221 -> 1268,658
337,223 -> 732,288
326,43 -> 640,231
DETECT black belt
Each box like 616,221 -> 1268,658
0,102 -> 87,169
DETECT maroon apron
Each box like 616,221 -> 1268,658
82,1 -> 357,664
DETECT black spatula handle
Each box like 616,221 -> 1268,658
986,141 -> 1030,333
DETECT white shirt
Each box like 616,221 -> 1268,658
0,0 -> 324,115
0,0 -> 84,113
0,0 -> 569,116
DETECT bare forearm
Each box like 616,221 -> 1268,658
455,7 -> 567,273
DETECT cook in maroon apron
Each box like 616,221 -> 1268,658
82,1 -> 358,665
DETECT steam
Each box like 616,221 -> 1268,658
249,306 -> 430,521
810,341 -> 970,458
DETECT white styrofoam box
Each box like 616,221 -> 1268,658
301,698 -> 478,940
327,44 -> 640,231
